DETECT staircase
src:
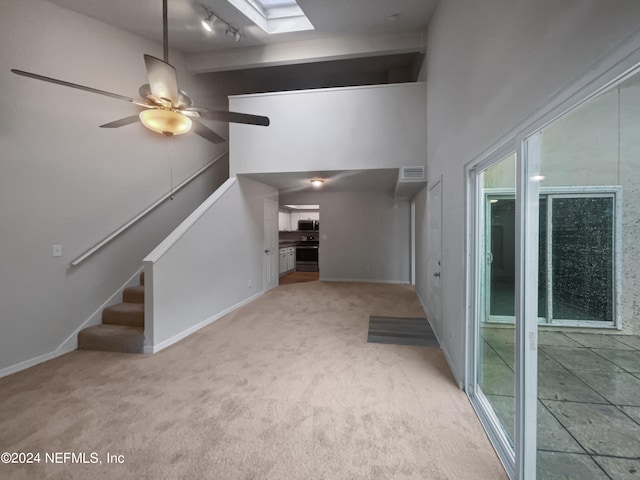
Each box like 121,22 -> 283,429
78,272 -> 145,353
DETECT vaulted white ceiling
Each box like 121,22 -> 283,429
47,0 -> 436,54
42,0 -> 434,195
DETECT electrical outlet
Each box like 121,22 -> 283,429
248,279 -> 253,288
52,244 -> 63,257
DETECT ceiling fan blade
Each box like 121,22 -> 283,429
144,54 -> 179,105
185,108 -> 270,127
11,69 -> 149,106
192,120 -> 226,144
100,115 -> 140,128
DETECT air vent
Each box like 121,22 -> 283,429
400,166 -> 425,181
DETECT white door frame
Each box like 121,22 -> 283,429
465,144 -> 521,479
426,179 -> 443,338
263,198 -> 278,292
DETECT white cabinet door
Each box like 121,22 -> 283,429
304,212 -> 319,221
287,248 -> 295,272
279,249 -> 287,275
279,209 -> 294,231
284,211 -> 292,231
290,212 -> 299,230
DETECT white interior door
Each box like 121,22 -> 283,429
264,199 -> 278,291
427,181 -> 442,332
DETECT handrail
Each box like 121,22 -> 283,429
71,151 -> 229,266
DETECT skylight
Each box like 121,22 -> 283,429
226,0 -> 314,34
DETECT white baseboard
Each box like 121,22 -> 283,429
416,290 -> 464,390
320,277 -> 410,285
0,267 -> 145,379
0,351 -> 58,379
144,290 -> 265,354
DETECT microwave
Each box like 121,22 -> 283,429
298,219 -> 319,231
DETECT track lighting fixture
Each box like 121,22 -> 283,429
226,27 -> 241,43
200,7 -> 217,32
199,4 -> 241,43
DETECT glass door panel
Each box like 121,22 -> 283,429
533,68 -> 636,479
477,153 -> 517,447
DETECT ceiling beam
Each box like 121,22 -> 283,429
186,29 -> 426,74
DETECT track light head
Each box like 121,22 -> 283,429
200,6 -> 218,32
226,27 -> 241,43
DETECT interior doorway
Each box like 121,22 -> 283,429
278,204 -> 321,285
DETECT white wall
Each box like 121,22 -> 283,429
279,190 -> 411,284
0,0 -> 229,374
419,0 -> 640,385
228,83 -> 427,175
144,177 -> 278,351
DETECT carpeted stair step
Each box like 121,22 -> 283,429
102,302 -> 144,328
123,285 -> 145,304
78,324 -> 144,354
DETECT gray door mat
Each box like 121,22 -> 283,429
367,316 -> 439,347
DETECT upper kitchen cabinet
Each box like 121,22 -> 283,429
278,208 -> 292,232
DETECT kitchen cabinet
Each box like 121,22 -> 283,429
279,247 -> 295,275
286,248 -> 295,272
278,209 -> 292,231
289,211 -> 300,229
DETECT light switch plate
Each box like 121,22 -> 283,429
53,244 -> 63,257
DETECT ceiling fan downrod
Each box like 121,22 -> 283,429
163,0 -> 169,63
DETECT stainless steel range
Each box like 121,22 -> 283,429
296,235 -> 319,272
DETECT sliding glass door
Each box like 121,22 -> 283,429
468,60 -> 640,480
469,151 -> 519,475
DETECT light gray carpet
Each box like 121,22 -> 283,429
0,281 -> 506,480
368,316 -> 440,347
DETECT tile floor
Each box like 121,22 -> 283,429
479,326 -> 640,480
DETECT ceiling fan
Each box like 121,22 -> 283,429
10,0 -> 269,144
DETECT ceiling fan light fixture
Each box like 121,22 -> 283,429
139,109 -> 192,137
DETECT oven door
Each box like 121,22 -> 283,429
295,245 -> 319,272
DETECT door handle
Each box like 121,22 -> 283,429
433,272 -> 440,277
264,249 -> 270,253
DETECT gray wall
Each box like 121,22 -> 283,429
417,0 -> 640,384
146,177 -> 278,350
0,0 -> 229,374
279,191 -> 411,284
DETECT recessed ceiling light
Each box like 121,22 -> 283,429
310,179 -> 324,188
